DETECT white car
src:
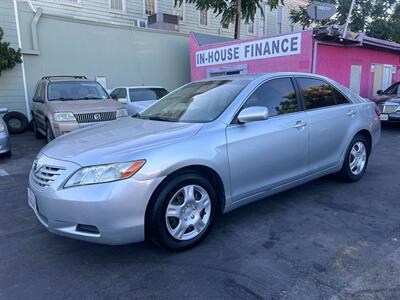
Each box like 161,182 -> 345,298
110,86 -> 169,115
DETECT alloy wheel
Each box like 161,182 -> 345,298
349,141 -> 367,176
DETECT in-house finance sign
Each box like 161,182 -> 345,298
195,33 -> 302,67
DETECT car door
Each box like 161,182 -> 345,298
295,77 -> 357,173
226,77 -> 309,202
33,81 -> 47,131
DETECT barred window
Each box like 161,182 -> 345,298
144,0 -> 156,16
199,9 -> 208,26
110,0 -> 126,11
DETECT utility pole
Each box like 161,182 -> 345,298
234,0 -> 241,39
343,0 -> 355,38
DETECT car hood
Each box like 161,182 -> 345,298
48,99 -> 123,113
371,94 -> 400,105
41,117 -> 203,165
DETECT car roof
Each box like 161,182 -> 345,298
112,86 -> 167,90
199,72 -> 331,82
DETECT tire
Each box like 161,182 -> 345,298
32,116 -> 44,139
148,173 -> 218,251
336,134 -> 370,182
46,120 -> 54,143
3,111 -> 28,134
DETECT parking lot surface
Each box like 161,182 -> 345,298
1,127 -> 400,300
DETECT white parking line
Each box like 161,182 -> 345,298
0,169 -> 9,176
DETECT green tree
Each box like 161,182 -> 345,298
0,27 -> 22,76
289,0 -> 400,42
174,0 -> 283,39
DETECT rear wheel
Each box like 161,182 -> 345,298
336,134 -> 370,182
148,173 -> 218,251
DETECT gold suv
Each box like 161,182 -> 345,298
31,76 -> 128,142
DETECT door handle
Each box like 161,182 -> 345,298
293,121 -> 307,129
347,110 -> 356,117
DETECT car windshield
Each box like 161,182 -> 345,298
137,80 -> 249,123
48,81 -> 109,101
129,88 -> 169,102
383,83 -> 400,95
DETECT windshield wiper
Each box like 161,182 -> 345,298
49,97 -> 68,101
76,97 -> 104,100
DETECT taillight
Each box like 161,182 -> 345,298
374,105 -> 381,116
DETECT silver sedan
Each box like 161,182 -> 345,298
0,108 -> 11,157
28,73 -> 381,250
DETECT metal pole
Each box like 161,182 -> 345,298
343,0 -> 355,38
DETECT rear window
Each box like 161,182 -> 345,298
47,81 -> 109,101
129,88 -> 169,102
297,78 -> 335,110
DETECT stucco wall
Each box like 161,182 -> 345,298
17,2 -> 190,113
316,43 -> 400,98
190,30 -> 314,81
0,1 -> 26,115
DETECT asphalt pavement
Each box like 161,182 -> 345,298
1,126 -> 400,299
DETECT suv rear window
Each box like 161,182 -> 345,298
48,81 -> 109,101
129,88 -> 169,102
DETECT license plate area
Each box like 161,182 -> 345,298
28,188 -> 37,211
380,114 -> 389,121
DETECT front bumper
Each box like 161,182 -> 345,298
0,131 -> 10,154
380,112 -> 400,123
28,153 -> 164,245
51,120 -> 116,137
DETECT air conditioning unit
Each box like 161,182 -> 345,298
147,13 -> 179,32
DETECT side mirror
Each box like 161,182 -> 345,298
110,93 -> 118,100
32,96 -> 44,103
376,90 -> 383,95
118,98 -> 128,104
0,108 -> 8,114
237,106 -> 269,123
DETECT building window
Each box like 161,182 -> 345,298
247,21 -> 255,34
173,2 -> 185,21
60,0 -> 81,6
144,0 -> 156,16
258,5 -> 266,36
109,0 -> 126,12
199,9 -> 208,26
134,19 -> 148,28
276,6 -> 283,34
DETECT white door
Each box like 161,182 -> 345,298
349,65 -> 362,95
382,65 -> 392,91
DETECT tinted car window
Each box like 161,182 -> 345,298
119,88 -> 127,98
48,81 -> 109,101
34,82 -> 41,97
129,88 -> 169,102
140,80 -> 249,123
242,78 -> 298,117
384,83 -> 399,95
297,78 -> 335,110
333,88 -> 350,105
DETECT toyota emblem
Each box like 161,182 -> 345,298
94,114 -> 101,121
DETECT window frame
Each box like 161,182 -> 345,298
109,0 -> 127,14
230,76 -> 302,124
199,9 -> 210,27
143,0 -> 157,16
293,76 -> 351,111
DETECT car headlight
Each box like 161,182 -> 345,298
116,108 -> 128,118
54,112 -> 76,122
0,123 -> 5,132
64,160 -> 146,188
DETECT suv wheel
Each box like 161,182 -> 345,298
46,120 -> 55,143
336,134 -> 370,182
148,173 -> 218,251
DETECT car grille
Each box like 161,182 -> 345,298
32,165 -> 64,188
382,105 -> 399,114
74,112 -> 116,123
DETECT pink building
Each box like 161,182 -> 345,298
190,30 -> 400,98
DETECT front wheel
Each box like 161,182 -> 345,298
148,173 -> 218,251
336,135 -> 370,182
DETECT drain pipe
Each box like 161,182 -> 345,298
13,0 -> 31,120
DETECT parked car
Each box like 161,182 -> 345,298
31,76 -> 128,142
371,81 -> 400,123
0,108 -> 11,157
28,73 -> 380,250
110,86 -> 169,115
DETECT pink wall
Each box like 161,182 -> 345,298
190,31 -> 314,81
316,43 -> 400,98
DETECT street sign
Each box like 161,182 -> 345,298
306,2 -> 336,21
